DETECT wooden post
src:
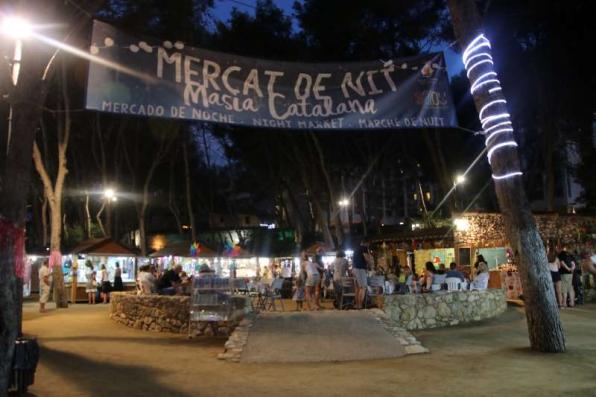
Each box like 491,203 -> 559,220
447,0 -> 565,352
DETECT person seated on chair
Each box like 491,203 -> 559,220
420,262 -> 436,293
433,264 -> 447,289
445,262 -> 465,282
470,262 -> 489,290
157,264 -> 183,295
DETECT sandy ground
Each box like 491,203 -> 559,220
19,300 -> 596,397
241,311 -> 405,362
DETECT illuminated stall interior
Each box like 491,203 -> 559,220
64,238 -> 138,296
149,241 -> 216,276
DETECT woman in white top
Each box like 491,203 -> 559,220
85,261 -> 96,304
470,262 -> 489,290
302,253 -> 320,311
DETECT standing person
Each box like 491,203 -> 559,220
332,251 -> 348,307
314,248 -> 325,309
558,247 -> 576,308
100,264 -> 110,304
352,244 -> 369,309
292,276 -> 305,311
303,253 -> 320,311
38,260 -> 52,313
113,262 -> 124,292
547,247 -> 563,308
85,260 -> 96,304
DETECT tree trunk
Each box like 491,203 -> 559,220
447,0 -> 565,352
85,193 -> 92,239
41,196 -> 49,247
310,133 -> 343,247
183,143 -> 197,242
0,91 -> 45,397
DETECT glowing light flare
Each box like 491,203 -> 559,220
338,199 -> 350,207
492,171 -> 523,180
30,31 -> 157,83
104,188 -> 116,200
455,175 -> 466,185
479,99 -> 507,121
1,17 -> 32,39
453,218 -> 470,232
487,141 -> 518,164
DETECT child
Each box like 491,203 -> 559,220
292,276 -> 305,311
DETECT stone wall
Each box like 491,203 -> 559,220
383,289 -> 507,330
454,212 -> 595,248
109,292 -> 247,336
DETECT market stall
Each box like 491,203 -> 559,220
149,241 -> 216,276
64,238 -> 138,302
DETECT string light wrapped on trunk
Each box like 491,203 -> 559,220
462,33 -> 522,181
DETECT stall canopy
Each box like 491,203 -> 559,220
71,238 -> 137,256
149,241 -> 216,258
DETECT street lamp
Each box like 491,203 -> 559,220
104,188 -> 117,202
338,198 -> 350,207
455,174 -> 466,185
0,17 -> 32,39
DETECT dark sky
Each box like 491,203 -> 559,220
210,0 -> 464,77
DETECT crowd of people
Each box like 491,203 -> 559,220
36,243 -> 596,314
83,260 -> 124,305
547,244 -> 595,309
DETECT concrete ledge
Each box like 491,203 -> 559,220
383,289 -> 507,330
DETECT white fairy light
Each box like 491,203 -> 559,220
481,113 -> 510,129
492,171 -> 523,180
466,59 -> 494,78
487,141 -> 518,164
484,121 -> 512,133
485,128 -> 514,145
462,35 -> 491,64
463,33 -> 523,181
463,52 -> 493,69
471,78 -> 500,94
479,99 -> 507,120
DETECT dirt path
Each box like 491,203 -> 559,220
21,302 -> 596,397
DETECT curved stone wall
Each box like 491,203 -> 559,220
109,292 -> 246,335
383,289 -> 506,330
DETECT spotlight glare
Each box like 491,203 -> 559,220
1,17 -> 32,39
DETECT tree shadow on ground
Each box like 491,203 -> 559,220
39,346 -> 190,397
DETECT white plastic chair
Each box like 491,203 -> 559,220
445,277 -> 462,291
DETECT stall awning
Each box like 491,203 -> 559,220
70,238 -> 137,256
149,241 -> 217,258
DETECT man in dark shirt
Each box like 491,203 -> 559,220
558,248 -> 576,307
158,264 -> 182,295
445,262 -> 465,282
